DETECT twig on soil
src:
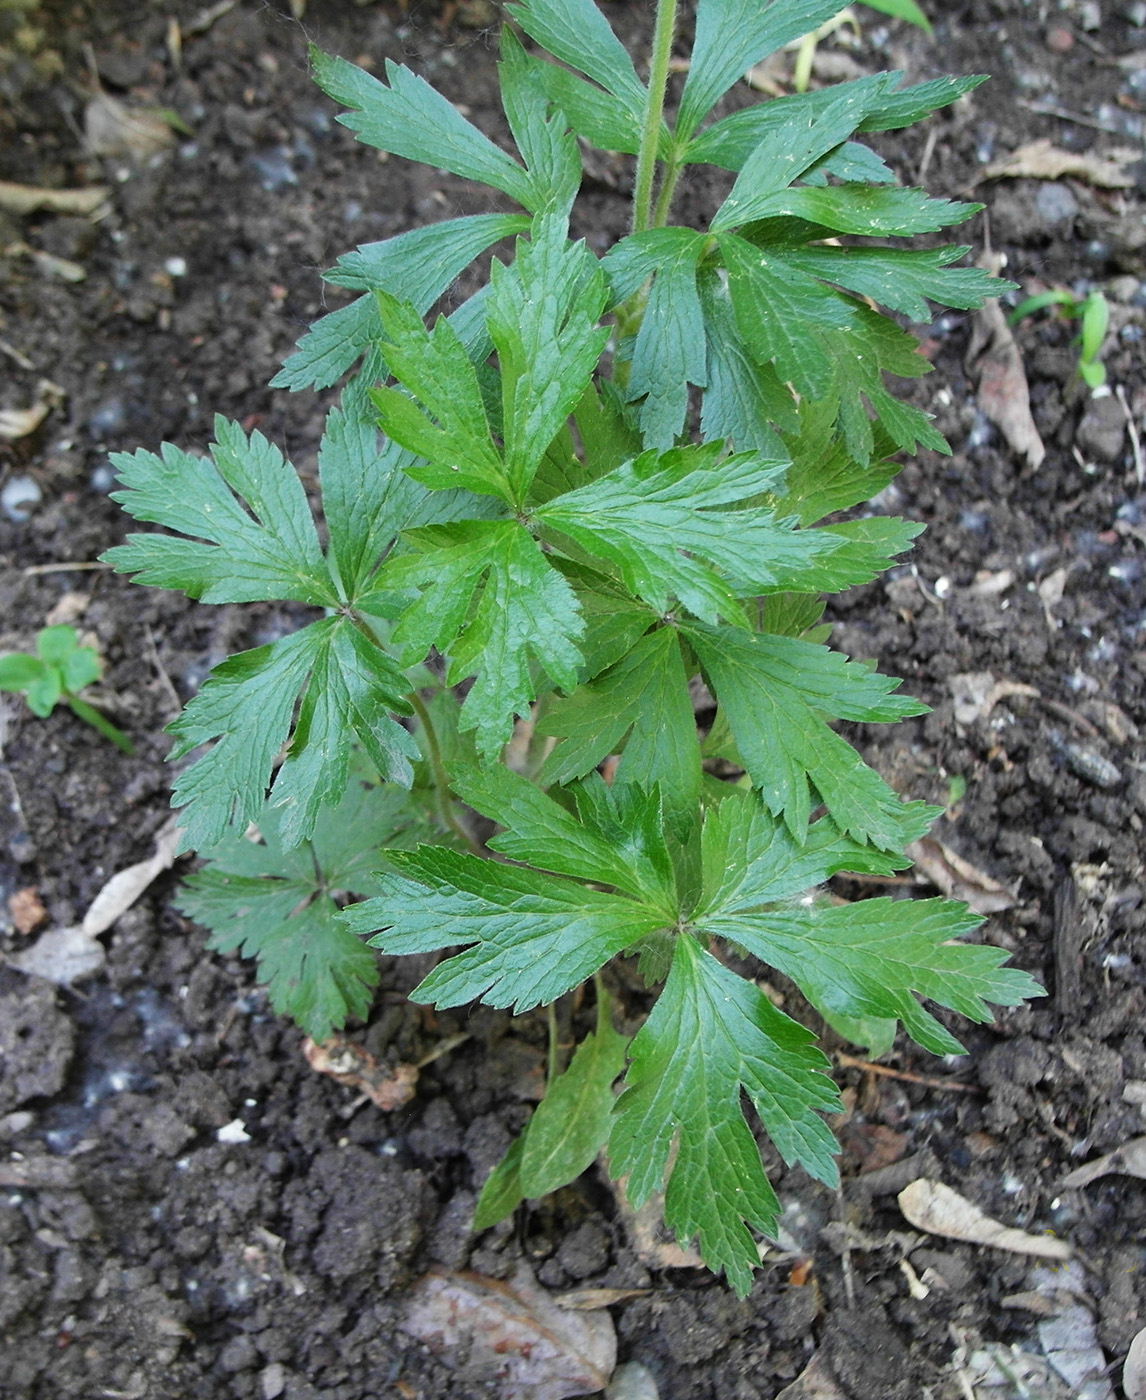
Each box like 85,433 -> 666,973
1017,99 -> 1124,134
144,623 -> 183,718
836,1053 -> 982,1094
1116,384 -> 1144,485
21,561 -> 111,577
0,339 -> 35,371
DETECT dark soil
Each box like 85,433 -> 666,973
1,1 -> 1144,1397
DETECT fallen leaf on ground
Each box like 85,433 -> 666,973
775,1354 -> 848,1400
1039,1305 -> 1114,1398
981,138 -> 1137,189
0,180 -> 109,217
1124,1327 -> 1146,1400
302,1036 -> 419,1111
6,925 -> 107,985
402,1262 -> 616,1400
0,378 -> 65,443
609,1172 -> 704,1270
898,1179 -> 1072,1259
85,94 -> 177,160
965,255 -> 1046,470
1061,1135 -> 1146,1187
905,836 -> 1017,914
605,1360 -> 660,1400
82,816 -> 181,936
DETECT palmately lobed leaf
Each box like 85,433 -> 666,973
105,417 -> 337,607
342,845 -> 667,1012
609,931 -> 841,1297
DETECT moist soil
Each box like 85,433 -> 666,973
1,1 -> 1144,1397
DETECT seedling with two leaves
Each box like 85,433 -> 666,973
1008,286 -> 1110,389
104,0 -> 1041,1295
0,624 -> 134,754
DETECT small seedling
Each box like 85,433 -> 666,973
790,0 -> 931,93
104,0 -> 1040,1295
1009,286 -> 1110,389
0,624 -> 134,753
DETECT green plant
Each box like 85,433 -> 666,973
1008,286 -> 1110,389
789,1 -> 931,95
103,0 -> 1041,1294
0,623 -> 134,753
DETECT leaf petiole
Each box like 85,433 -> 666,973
66,694 -> 136,755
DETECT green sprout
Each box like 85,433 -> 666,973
791,0 -> 932,93
0,624 -> 134,754
1008,287 -> 1110,390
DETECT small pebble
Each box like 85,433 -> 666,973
216,1119 -> 251,1144
1,475 -> 42,522
164,255 -> 187,277
1046,24 -> 1074,51
607,1361 -> 660,1400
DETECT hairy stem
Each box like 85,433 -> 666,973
651,155 -> 682,228
407,690 -> 483,857
632,0 -> 678,234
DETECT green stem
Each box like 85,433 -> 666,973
408,690 -> 483,857
546,1000 -> 560,1086
632,0 -> 678,235
650,155 -> 682,229
66,695 -> 135,754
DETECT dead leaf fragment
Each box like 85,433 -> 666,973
0,180 -> 109,217
898,1179 -> 1072,1259
905,836 -> 1017,915
85,94 -> 176,160
402,1263 -> 616,1400
0,378 -> 66,443
948,670 -> 1039,725
8,886 -> 46,935
966,254 -> 1046,470
7,925 -> 106,985
82,816 -> 180,936
1124,1327 -> 1146,1400
982,138 -> 1137,189
775,1354 -> 848,1400
1061,1135 -> 1146,1187
302,1036 -> 419,1111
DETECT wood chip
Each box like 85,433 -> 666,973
898,1179 -> 1072,1259
7,925 -> 106,985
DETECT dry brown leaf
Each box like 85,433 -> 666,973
608,1171 -> 705,1270
898,1179 -> 1072,1259
1061,1136 -> 1146,1188
905,836 -> 1017,915
0,403 -> 50,442
85,94 -> 176,160
1124,1327 -> 1146,1400
82,816 -> 181,936
8,886 -> 47,935
402,1262 -> 616,1400
302,1036 -> 419,1111
0,180 -> 109,217
982,138 -> 1137,190
553,1288 -> 650,1311
965,264 -> 1046,469
7,925 -> 106,985
775,1354 -> 848,1400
